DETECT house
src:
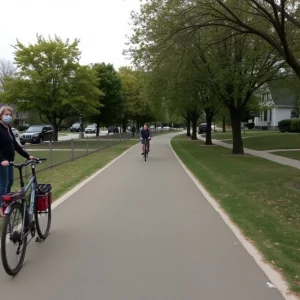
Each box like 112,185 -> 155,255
0,103 -> 29,128
254,80 -> 299,130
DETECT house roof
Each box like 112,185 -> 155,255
267,79 -> 299,107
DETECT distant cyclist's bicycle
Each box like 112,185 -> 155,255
142,138 -> 150,162
1,158 -> 52,276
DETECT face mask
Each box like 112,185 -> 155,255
2,115 -> 12,124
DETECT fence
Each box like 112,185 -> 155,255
17,133 -> 131,180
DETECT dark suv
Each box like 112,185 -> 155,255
70,123 -> 81,132
198,123 -> 207,134
20,125 -> 53,145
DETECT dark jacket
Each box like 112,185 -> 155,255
0,122 -> 30,163
140,128 -> 152,139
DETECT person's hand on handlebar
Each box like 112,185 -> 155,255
1,160 -> 9,167
29,156 -> 35,160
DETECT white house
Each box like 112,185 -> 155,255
254,81 -> 297,129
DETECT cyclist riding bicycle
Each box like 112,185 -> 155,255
140,123 -> 152,155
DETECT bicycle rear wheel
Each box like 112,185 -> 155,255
35,197 -> 51,240
144,142 -> 147,162
1,202 -> 28,276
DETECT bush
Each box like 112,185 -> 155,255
290,119 -> 300,133
278,119 -> 292,132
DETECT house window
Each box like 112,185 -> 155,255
269,109 -> 272,122
264,110 -> 268,121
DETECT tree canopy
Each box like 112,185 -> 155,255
0,35 -> 101,141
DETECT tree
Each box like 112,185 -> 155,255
186,0 -> 300,78
0,35 -> 101,141
127,1 -> 285,153
91,63 -> 122,135
0,59 -> 17,88
119,67 -> 151,131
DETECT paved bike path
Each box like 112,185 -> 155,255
0,134 -> 284,300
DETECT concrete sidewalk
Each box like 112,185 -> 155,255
0,133 -> 284,300
199,136 -> 300,170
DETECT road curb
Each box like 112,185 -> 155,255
169,137 -> 298,300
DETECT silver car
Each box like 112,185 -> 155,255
85,124 -> 97,134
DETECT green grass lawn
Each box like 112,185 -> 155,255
171,135 -> 300,294
24,139 -> 119,150
222,133 -> 300,150
275,151 -> 300,161
212,130 -> 281,141
14,150 -> 87,173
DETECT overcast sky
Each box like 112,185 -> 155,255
0,0 -> 141,69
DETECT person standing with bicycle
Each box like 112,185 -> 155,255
0,106 -> 34,217
140,123 -> 152,155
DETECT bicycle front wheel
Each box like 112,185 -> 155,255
1,202 -> 28,276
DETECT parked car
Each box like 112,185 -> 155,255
11,128 -> 21,146
85,124 -> 97,134
198,123 -> 207,134
108,126 -> 119,134
70,123 -> 81,132
20,125 -> 53,145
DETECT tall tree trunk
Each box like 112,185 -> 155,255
230,109 -> 244,154
191,119 -> 197,140
52,124 -> 59,142
205,110 -> 213,145
186,120 -> 191,137
223,116 -> 226,132
96,117 -> 100,137
122,118 -> 127,133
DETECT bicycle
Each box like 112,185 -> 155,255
142,138 -> 150,162
1,158 -> 52,276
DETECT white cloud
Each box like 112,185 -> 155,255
0,0 -> 141,69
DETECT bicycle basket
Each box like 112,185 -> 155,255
36,184 -> 52,212
2,192 -> 22,214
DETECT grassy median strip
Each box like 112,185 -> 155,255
171,135 -> 300,294
222,133 -> 300,150
212,131 -> 281,141
274,151 -> 300,161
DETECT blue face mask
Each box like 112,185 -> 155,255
2,115 -> 12,124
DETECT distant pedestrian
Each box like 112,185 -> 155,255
131,126 -> 136,137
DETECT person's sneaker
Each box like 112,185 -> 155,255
141,152 -> 144,155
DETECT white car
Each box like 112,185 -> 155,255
11,128 -> 22,145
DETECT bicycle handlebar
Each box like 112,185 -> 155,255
10,158 -> 47,168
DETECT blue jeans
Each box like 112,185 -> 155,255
0,165 -> 14,208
